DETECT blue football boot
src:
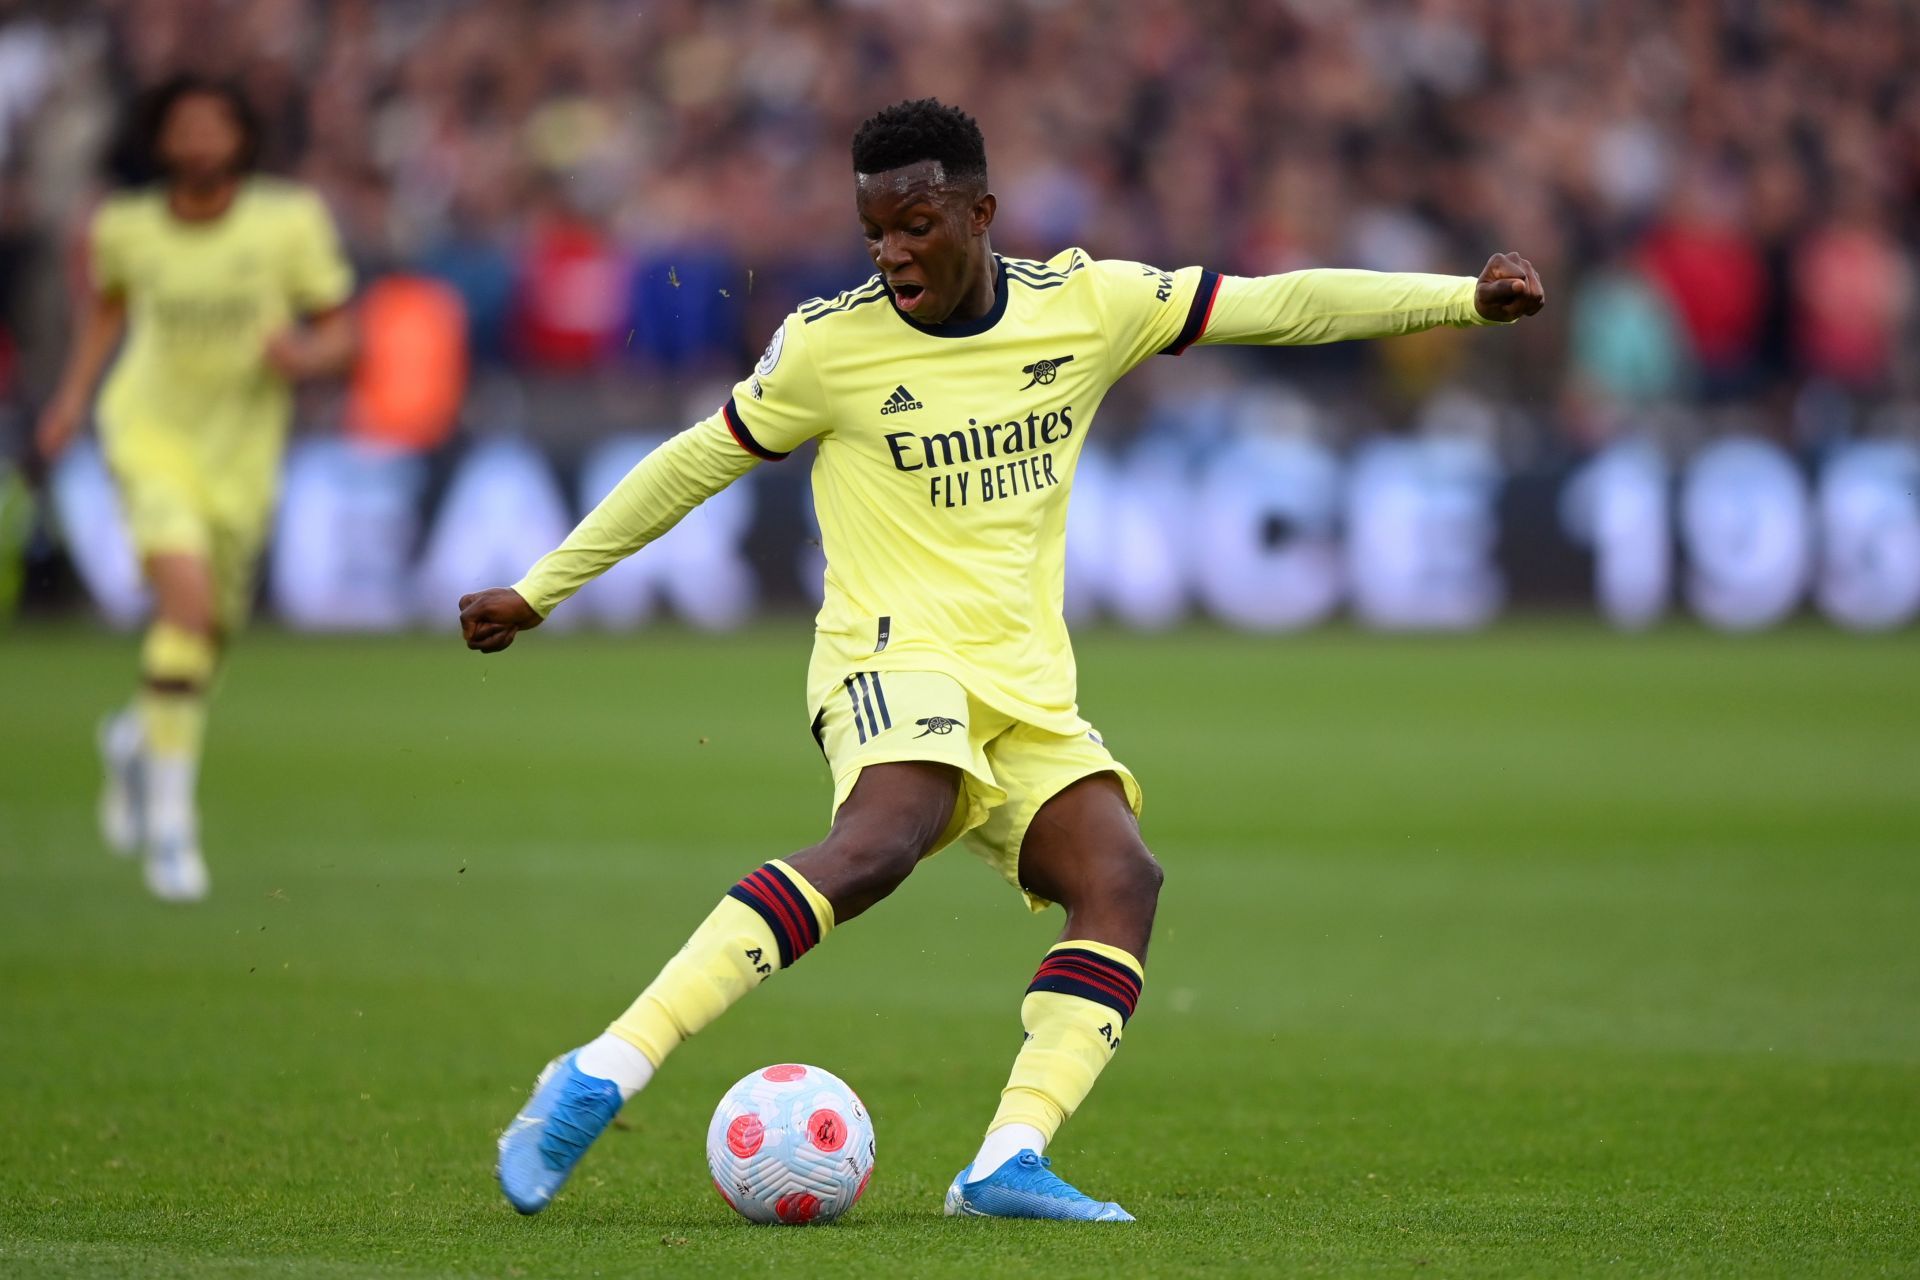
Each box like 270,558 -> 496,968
944,1151 -> 1134,1222
496,1051 -> 623,1214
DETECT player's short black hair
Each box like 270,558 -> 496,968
116,74 -> 261,184
851,99 -> 987,189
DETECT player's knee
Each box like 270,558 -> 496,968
840,829 -> 924,897
151,577 -> 217,635
809,825 -> 926,912
145,556 -> 219,637
796,763 -> 959,921
1114,841 -> 1164,912
1045,838 -> 1163,921
1064,838 -> 1162,925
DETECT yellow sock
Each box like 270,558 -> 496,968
137,623 -> 216,840
988,940 -> 1145,1140
139,622 -> 216,734
609,860 -> 834,1068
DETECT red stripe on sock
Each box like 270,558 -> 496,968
1044,950 -> 1143,996
742,872 -> 797,950
1034,959 -> 1139,1012
761,865 -> 819,951
1040,952 -> 1142,991
739,871 -> 806,958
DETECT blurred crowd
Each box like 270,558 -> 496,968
2,0 -> 1918,456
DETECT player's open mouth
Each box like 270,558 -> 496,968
890,281 -> 927,312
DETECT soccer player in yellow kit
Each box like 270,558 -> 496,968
37,77 -> 356,902
466,99 -> 1543,1220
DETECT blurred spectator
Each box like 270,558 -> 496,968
1790,189 -> 1913,392
624,245 -> 742,373
510,182 -> 623,371
1571,257 -> 1689,409
414,197 -> 517,367
1636,174 -> 1769,399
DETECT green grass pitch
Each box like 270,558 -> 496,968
2,622 -> 1916,1278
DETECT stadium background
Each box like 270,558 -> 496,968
2,0 -> 1918,631
2,3 -> 1917,1278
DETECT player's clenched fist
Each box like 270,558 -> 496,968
459,587 -> 542,652
1474,251 -> 1545,322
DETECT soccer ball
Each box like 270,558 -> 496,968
705,1063 -> 875,1225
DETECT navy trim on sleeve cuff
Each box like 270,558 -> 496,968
1161,268 -> 1222,356
722,396 -> 790,461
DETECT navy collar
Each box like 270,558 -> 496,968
890,257 -> 1008,338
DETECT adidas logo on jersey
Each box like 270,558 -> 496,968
880,385 -> 924,415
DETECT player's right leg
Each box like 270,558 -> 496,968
946,728 -> 1156,1221
496,761 -> 961,1215
134,551 -> 219,903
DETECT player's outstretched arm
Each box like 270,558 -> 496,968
1196,251 -> 1544,349
459,309 -> 823,654
457,413 -> 762,653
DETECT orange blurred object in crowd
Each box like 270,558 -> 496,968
347,276 -> 468,452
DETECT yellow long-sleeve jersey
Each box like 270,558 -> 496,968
514,252 -> 1501,730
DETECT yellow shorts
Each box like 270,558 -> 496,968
813,670 -> 1144,912
102,428 -> 277,631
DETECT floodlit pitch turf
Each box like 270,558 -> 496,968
2,623 -> 1916,1278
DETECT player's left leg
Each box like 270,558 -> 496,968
948,757 -> 1159,1222
100,443 -> 252,901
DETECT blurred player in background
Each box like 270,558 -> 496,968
36,76 -> 356,902
464,99 -> 1542,1221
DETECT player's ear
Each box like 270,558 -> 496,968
970,191 -> 996,237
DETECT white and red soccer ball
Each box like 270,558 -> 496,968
705,1063 -> 875,1225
